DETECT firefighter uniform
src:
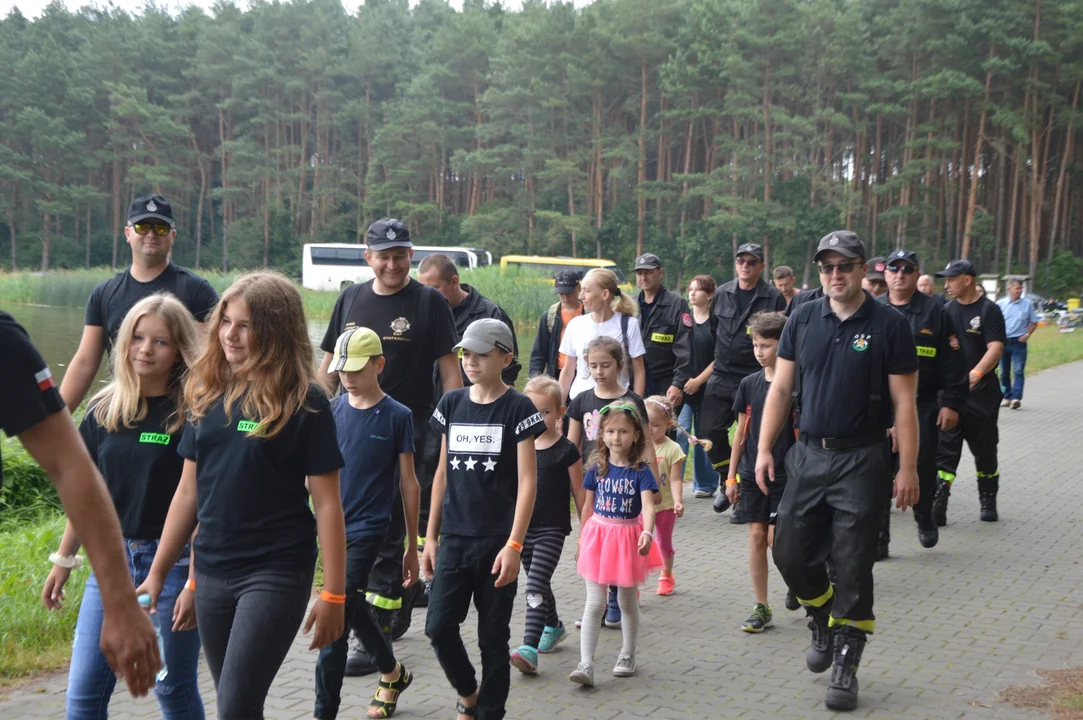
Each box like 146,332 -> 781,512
635,283 -> 694,398
933,260 -> 1007,525
878,250 -> 968,550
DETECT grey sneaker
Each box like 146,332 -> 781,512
569,661 -> 595,686
693,489 -> 714,498
613,653 -> 637,677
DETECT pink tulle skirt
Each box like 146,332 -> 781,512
577,514 -> 665,587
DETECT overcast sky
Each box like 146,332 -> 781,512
1,0 -> 591,20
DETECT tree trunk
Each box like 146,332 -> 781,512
1048,79 -> 1079,258
111,157 -> 121,268
962,47 -> 996,259
636,58 -> 648,257
1006,143 -> 1022,275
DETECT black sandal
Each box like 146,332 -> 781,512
367,663 -> 413,719
455,699 -> 478,717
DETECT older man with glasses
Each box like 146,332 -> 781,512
59,194 -> 219,411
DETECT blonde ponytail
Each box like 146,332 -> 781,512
584,268 -> 638,318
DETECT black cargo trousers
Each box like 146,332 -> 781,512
881,397 -> 940,541
936,381 -> 1001,492
774,435 -> 892,630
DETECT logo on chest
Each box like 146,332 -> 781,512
852,333 -> 870,352
967,315 -> 982,334
390,317 -> 411,336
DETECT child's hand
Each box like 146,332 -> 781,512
492,546 -> 521,587
303,597 -> 345,651
402,550 -> 420,589
674,500 -> 685,519
725,481 -> 739,505
172,585 -> 197,632
421,541 -> 439,580
637,532 -> 653,556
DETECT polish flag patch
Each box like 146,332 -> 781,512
35,367 -> 55,391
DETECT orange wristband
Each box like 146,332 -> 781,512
725,478 -> 738,487
185,579 -> 195,592
506,540 -> 523,553
320,590 -> 346,605
970,369 -> 983,380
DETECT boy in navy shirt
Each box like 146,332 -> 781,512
315,327 -> 420,720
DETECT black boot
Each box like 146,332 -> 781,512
978,475 -> 999,522
392,585 -> 419,641
824,626 -> 867,711
785,589 -> 800,611
804,596 -> 834,674
914,508 -> 939,548
932,479 -> 951,527
712,490 -> 731,514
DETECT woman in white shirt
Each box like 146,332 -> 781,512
559,268 -> 646,400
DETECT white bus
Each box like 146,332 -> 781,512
302,244 -> 486,292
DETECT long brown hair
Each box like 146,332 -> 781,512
91,293 -> 200,434
185,271 -> 317,439
589,400 -> 647,476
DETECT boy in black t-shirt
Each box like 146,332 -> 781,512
725,312 -> 796,633
315,327 -> 419,720
423,319 -> 546,720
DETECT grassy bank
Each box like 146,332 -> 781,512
0,265 -> 556,327
1024,324 -> 1083,374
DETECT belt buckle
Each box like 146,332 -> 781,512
821,437 -> 830,450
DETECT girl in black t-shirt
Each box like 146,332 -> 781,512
137,272 -> 347,719
510,376 -> 585,676
42,293 -> 206,719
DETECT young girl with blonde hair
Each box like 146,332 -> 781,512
559,268 -> 646,401
137,271 -> 348,719
43,293 -> 206,720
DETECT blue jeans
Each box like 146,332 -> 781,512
66,541 -> 204,720
999,337 -> 1028,400
678,402 -> 718,493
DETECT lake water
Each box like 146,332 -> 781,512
1,303 -> 537,393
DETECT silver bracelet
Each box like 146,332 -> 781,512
49,552 -> 83,570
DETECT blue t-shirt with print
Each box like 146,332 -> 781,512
333,394 -> 415,540
583,463 -> 658,520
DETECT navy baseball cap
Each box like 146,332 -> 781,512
553,269 -> 581,293
128,194 -> 174,225
735,243 -> 764,262
815,231 -> 867,261
936,259 -> 977,278
366,219 -> 412,251
886,249 -> 920,267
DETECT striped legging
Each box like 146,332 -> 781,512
521,527 -> 567,649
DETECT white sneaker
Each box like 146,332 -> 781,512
693,489 -> 714,498
1011,399 -> 1021,409
569,661 -> 595,686
613,653 -> 637,677
1000,398 -> 1011,408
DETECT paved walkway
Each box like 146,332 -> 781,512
4,361 -> 1083,719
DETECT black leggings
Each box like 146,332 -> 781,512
520,527 -> 566,648
195,565 -> 314,720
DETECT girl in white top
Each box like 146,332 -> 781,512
559,268 -> 646,401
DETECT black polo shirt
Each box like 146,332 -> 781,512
779,294 -> 917,438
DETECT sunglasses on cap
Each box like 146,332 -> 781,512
599,402 -> 641,420
131,222 -> 172,237
817,261 -> 864,275
886,264 -> 917,275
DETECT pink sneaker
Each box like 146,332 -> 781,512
657,574 -> 675,596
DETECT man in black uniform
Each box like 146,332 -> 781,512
418,252 -> 521,392
60,194 -> 219,409
318,219 -> 462,675
633,252 -> 693,407
879,250 -> 968,552
528,269 -> 583,379
756,230 -> 919,712
1,313 -> 162,696
701,243 -> 785,521
933,259 -> 1006,525
862,257 -> 888,297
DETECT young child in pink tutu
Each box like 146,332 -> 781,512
570,402 -> 663,687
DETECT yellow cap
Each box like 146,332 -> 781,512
329,327 -> 382,373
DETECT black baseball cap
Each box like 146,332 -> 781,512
128,194 -> 174,226
553,269 -> 581,294
735,243 -> 764,262
633,253 -> 662,271
814,231 -> 867,261
866,257 -> 887,280
886,249 -> 919,267
936,259 -> 977,278
366,218 -> 412,251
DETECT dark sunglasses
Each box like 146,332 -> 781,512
599,402 -> 641,420
736,258 -> 761,267
886,264 -> 917,275
132,222 -> 171,237
818,261 -> 863,275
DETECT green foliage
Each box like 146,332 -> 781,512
1040,250 -> 1083,299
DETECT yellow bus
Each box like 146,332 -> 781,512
499,255 -> 631,290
